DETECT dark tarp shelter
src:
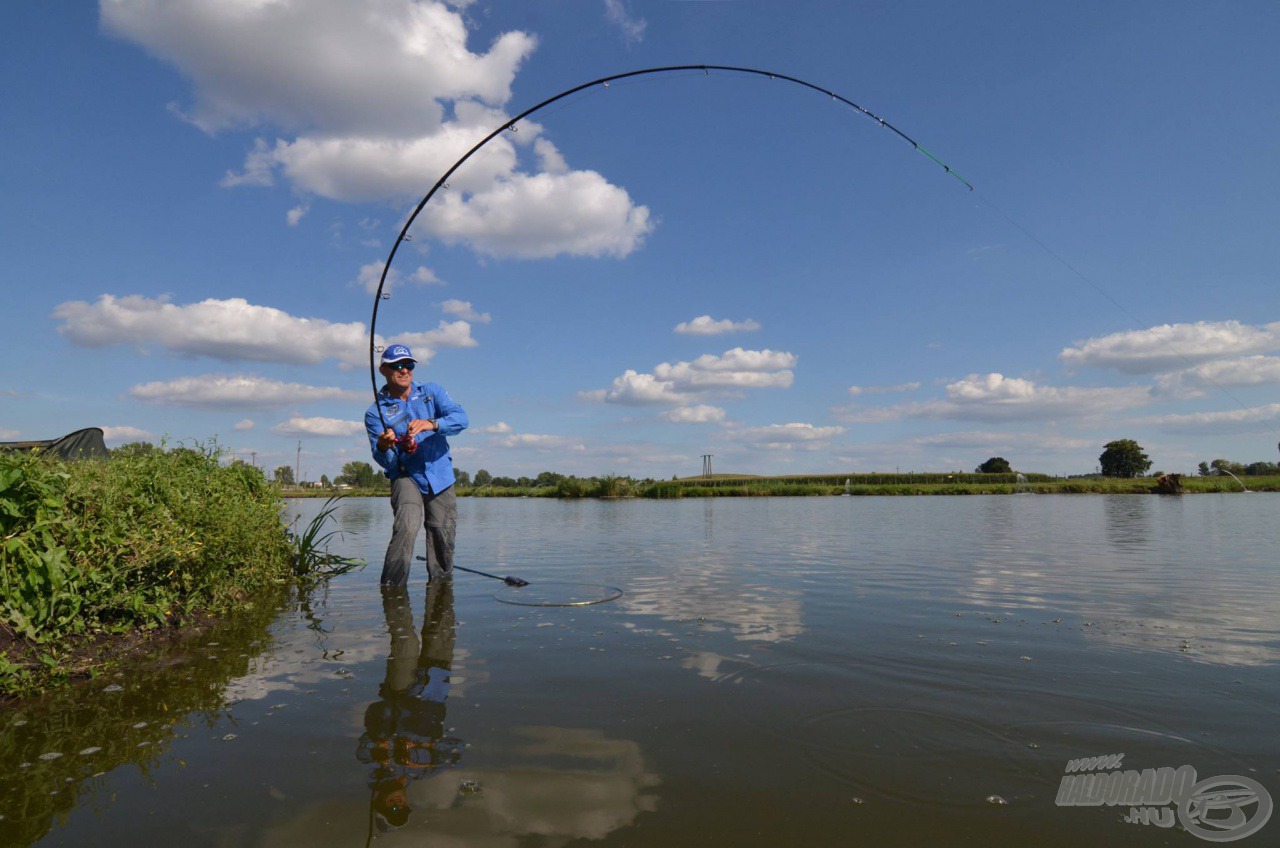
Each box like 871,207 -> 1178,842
0,427 -> 109,461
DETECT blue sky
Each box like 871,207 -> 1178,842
3,1 -> 1279,481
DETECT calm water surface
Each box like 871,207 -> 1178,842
4,495 -> 1279,847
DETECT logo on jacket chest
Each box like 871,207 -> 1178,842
383,395 -> 435,416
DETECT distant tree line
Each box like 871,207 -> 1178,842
468,470 -> 570,489
1197,458 -> 1280,477
119,441 -> 1279,493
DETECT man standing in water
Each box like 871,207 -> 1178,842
365,344 -> 468,586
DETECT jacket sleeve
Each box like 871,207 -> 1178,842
430,385 -> 468,437
365,405 -> 398,472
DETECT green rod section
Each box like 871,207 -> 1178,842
916,144 -> 974,190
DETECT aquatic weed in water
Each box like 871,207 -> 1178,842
287,496 -> 365,582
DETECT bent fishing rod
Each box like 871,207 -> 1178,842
366,66 -> 1280,454
366,64 -> 974,425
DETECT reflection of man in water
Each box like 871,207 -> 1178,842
357,583 -> 462,832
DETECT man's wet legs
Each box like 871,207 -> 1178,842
422,487 -> 457,581
382,477 -> 424,587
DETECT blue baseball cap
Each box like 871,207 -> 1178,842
381,344 -> 415,364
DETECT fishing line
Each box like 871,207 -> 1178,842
976,194 -> 1280,439
492,582 -> 624,607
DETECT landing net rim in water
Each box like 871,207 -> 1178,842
492,581 -> 624,608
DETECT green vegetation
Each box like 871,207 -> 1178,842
1,445 -> 358,697
1099,439 -> 1153,478
653,473 -> 1280,497
467,473 -> 641,499
975,457 -> 1013,474
335,460 -> 387,490
286,496 -> 363,581
281,466 -> 1280,501
1199,458 -> 1280,477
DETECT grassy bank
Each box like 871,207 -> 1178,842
655,474 -> 1280,497
1,447 -> 353,697
284,473 -> 1280,500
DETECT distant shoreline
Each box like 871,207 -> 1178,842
282,474 -> 1280,499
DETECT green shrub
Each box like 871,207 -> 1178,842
1,446 -> 295,648
590,475 -> 631,498
554,477 -> 590,498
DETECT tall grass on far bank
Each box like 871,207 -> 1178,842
1,446 -> 356,696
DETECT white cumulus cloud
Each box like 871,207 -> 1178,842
674,315 -> 761,336
103,0 -> 653,261
603,0 -> 647,45
271,417 -> 366,437
1136,404 -> 1280,435
55,294 -> 365,364
101,0 -> 535,135
477,421 -> 512,434
834,373 -> 1150,423
652,348 -> 796,390
848,381 -> 921,396
249,107 -> 522,200
129,375 -> 362,410
660,405 -> 726,424
1060,320 -> 1280,374
101,426 -> 155,444
441,299 -> 491,323
585,348 -> 796,407
234,419 -> 255,431
491,433 -> 583,450
358,261 -> 445,295
1154,355 -> 1280,397
54,294 -> 474,368
581,370 -> 693,406
394,321 -> 478,357
725,423 -> 847,451
413,267 -> 445,286
418,169 -> 653,259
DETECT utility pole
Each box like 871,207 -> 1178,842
250,450 -> 257,467
702,454 -> 714,477
296,441 -> 302,485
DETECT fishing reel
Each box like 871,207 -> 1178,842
397,432 -> 418,454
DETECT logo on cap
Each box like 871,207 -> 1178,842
382,344 -> 415,363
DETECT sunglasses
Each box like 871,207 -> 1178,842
387,362 -> 415,372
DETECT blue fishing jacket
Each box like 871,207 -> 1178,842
365,381 -> 468,494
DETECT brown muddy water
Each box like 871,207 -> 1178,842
3,495 -> 1279,847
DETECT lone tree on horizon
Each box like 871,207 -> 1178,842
976,456 -> 1013,474
1099,439 -> 1152,478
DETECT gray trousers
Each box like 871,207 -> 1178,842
382,478 -> 457,587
